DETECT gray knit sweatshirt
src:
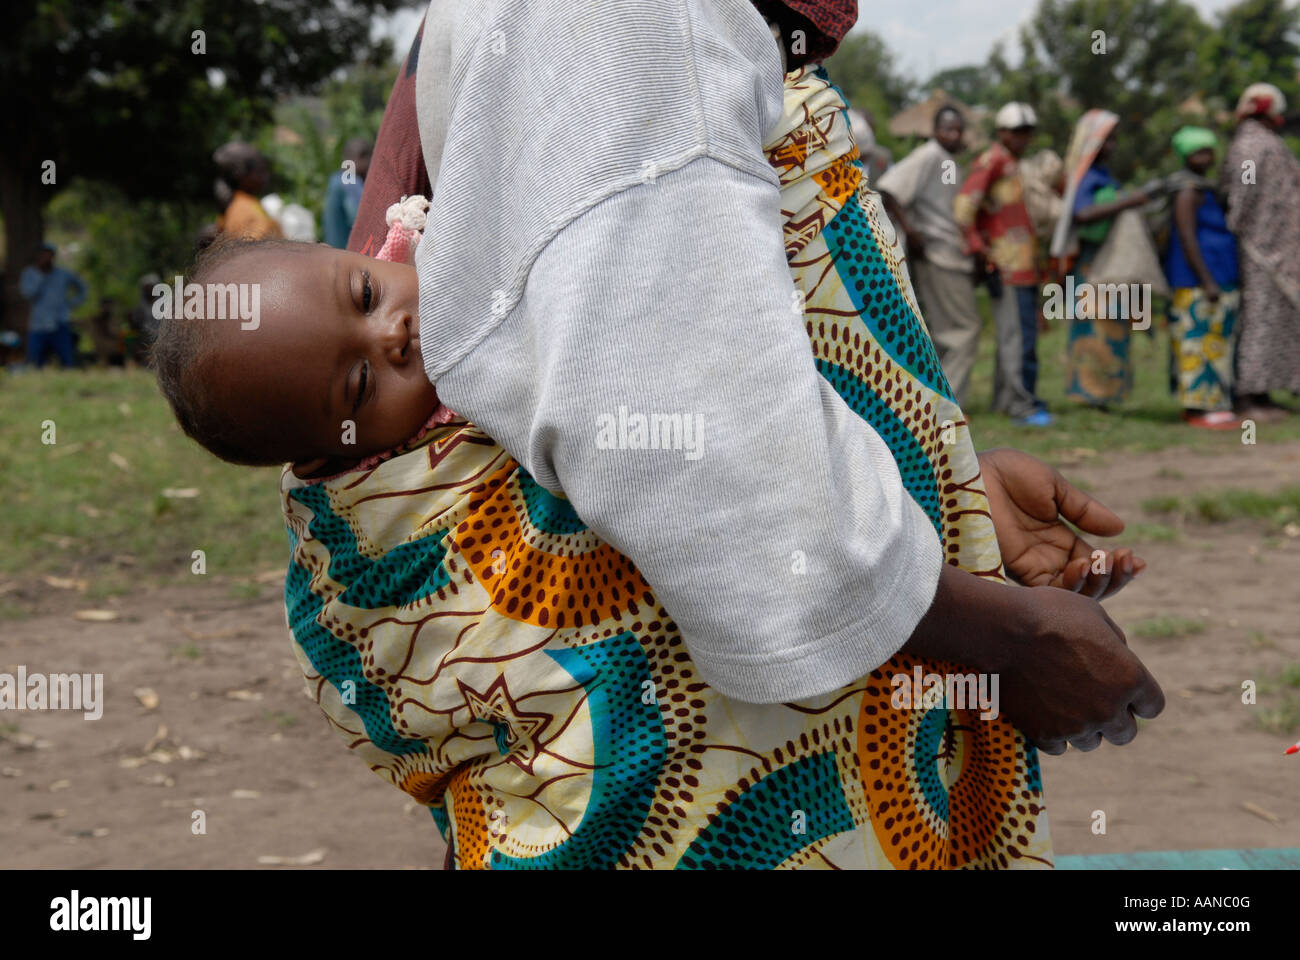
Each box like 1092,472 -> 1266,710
412,0 -> 943,703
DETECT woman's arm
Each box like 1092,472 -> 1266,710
904,563 -> 1165,754
1073,189 -> 1148,224
437,157 -> 946,706
415,0 -> 950,705
1173,186 -> 1220,298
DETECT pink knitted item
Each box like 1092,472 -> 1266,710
376,215 -> 420,263
376,194 -> 456,425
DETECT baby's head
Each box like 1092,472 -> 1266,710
151,237 -> 440,477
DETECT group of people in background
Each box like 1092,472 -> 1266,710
12,79 -> 1300,429
204,136 -> 372,247
8,135 -> 373,371
878,81 -> 1300,428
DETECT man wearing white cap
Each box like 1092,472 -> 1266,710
954,102 -> 1051,425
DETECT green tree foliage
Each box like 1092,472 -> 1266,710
823,30 -> 916,155
1202,0 -> 1300,110
986,0 -> 1213,182
924,65 -> 999,107
823,31 -> 915,113
1,0 -> 413,331
45,185 -> 208,309
260,61 -> 397,222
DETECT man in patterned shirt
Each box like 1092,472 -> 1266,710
955,102 -> 1051,425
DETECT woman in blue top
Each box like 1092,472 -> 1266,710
1052,110 -> 1155,409
1165,127 -> 1241,428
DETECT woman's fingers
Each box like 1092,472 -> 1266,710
1059,556 -> 1091,592
1100,708 -> 1139,746
1034,737 -> 1069,756
1053,470 -> 1126,537
1068,730 -> 1105,752
1064,548 -> 1145,601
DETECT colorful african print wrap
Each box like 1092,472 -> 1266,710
280,65 -> 1052,870
1168,287 -> 1240,412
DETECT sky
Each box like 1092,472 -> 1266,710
867,0 -> 1241,79
378,1 -> 1242,81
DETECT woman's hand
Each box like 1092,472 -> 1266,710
978,448 -> 1145,600
997,585 -> 1165,754
905,564 -> 1165,753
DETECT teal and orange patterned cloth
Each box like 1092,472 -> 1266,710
280,66 -> 1053,869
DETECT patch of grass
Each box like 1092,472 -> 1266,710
170,643 -> 202,660
0,369 -> 287,584
1155,467 -> 1185,480
1254,698 -> 1300,735
1128,522 -> 1182,544
1250,631 -> 1276,650
263,710 -> 299,729
0,720 -> 21,737
1139,487 -> 1300,530
964,300 -> 1300,457
228,582 -> 263,602
1253,664 -> 1300,733
84,579 -> 132,602
1141,494 -> 1186,515
0,601 -> 30,620
1132,615 -> 1207,639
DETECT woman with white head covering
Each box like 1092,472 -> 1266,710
1220,82 -> 1300,421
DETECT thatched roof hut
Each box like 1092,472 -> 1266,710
889,90 -> 988,149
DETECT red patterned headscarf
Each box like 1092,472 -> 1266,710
779,0 -> 857,63
1235,82 -> 1287,127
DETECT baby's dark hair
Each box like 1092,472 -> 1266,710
150,235 -> 310,467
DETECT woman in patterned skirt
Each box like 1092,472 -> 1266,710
1164,127 -> 1241,429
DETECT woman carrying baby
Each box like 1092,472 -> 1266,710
152,0 -> 1162,869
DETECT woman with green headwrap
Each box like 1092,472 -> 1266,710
1164,127 -> 1242,426
1164,127 -> 1241,429
1051,110 -> 1159,408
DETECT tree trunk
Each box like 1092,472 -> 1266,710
0,153 -> 47,339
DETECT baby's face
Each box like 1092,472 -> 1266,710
202,244 -> 440,470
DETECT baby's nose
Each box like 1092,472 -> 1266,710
381,313 -> 415,361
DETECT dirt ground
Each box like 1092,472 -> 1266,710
3,442 -> 1299,868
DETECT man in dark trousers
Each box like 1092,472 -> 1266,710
19,243 -> 86,369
